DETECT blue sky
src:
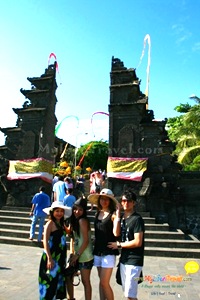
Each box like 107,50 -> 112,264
0,0 -> 200,147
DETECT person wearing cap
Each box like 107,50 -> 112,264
88,188 -> 119,300
108,190 -> 145,300
38,201 -> 72,300
66,197 -> 93,300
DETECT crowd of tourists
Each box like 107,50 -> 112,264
28,171 -> 145,300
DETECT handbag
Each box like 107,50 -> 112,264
64,260 -> 80,286
116,263 -> 122,285
138,270 -> 143,284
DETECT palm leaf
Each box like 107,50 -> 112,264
177,134 -> 198,148
178,145 -> 200,164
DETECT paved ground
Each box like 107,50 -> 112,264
0,243 -> 200,300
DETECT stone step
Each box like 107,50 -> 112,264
1,228 -> 198,250
0,235 -> 72,248
0,223 -> 186,241
144,224 -> 170,231
0,228 -> 37,239
0,210 -> 31,217
1,207 -> 200,258
0,235 -> 200,259
0,211 -> 156,225
0,222 -> 173,239
0,206 -> 31,212
145,238 -> 200,248
0,207 -> 151,217
0,215 -> 34,224
0,206 -> 151,217
0,235 -> 43,248
0,222 -> 37,231
144,246 -> 200,259
0,212 -> 96,224
0,209 -> 96,219
0,221 -> 169,234
145,230 -> 186,240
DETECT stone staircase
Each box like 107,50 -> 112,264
0,206 -> 200,258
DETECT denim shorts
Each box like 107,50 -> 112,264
78,259 -> 94,270
94,255 -> 116,268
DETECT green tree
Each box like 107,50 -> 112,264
167,100 -> 200,170
76,141 -> 108,172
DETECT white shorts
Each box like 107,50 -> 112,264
94,255 -> 116,268
120,263 -> 142,298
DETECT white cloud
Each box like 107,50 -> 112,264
192,42 -> 200,53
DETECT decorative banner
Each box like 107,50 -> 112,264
144,34 -> 151,98
137,34 -> 151,99
107,156 -> 148,182
7,158 -> 53,183
78,142 -> 93,166
48,52 -> 59,72
91,111 -> 109,137
55,115 -> 79,135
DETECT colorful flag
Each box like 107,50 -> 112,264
107,156 -> 148,182
137,34 -> 151,99
78,142 -> 93,166
7,158 -> 53,183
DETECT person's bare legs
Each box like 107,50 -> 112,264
80,268 -> 92,300
97,266 -> 114,300
66,276 -> 74,300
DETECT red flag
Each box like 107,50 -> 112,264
48,53 -> 59,72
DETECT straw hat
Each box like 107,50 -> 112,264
43,201 -> 72,219
88,188 -> 118,205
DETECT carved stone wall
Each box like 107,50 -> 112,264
0,62 -> 66,207
108,57 -> 200,239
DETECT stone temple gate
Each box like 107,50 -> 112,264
0,62 -> 69,206
107,57 -> 200,238
0,57 -> 199,238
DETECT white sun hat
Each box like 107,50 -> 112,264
43,201 -> 72,219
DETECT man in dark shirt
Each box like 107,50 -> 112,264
108,190 -> 145,300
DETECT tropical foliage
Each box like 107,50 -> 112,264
53,140 -> 108,177
167,99 -> 200,171
76,141 -> 108,171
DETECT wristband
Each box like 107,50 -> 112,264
117,217 -> 121,222
117,241 -> 122,249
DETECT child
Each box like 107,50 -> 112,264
66,197 -> 93,300
38,201 -> 72,300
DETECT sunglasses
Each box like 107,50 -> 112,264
121,199 -> 133,203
